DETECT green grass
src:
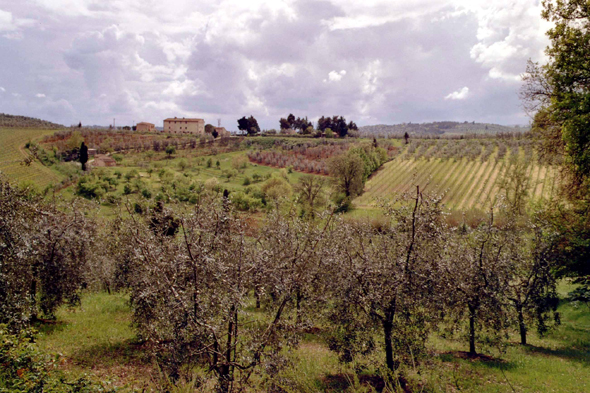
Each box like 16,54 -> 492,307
34,284 -> 590,392
36,292 -> 153,389
0,127 -> 64,187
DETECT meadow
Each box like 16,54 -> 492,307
0,127 -> 64,187
35,282 -> 590,392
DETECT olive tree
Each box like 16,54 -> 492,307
504,216 -> 561,345
0,177 -> 93,330
327,187 -> 449,377
119,196 -> 335,392
445,210 -> 513,355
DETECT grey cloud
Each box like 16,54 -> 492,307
0,0 -> 547,128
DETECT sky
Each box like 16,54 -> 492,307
0,0 -> 551,130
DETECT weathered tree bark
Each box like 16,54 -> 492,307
30,278 -> 38,320
517,304 -> 527,345
217,306 -> 236,393
296,290 -> 303,324
383,318 -> 395,372
468,303 -> 477,355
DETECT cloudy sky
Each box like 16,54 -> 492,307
0,0 -> 551,129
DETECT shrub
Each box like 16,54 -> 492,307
178,159 -> 188,171
230,191 -> 263,211
205,177 -> 220,192
142,188 -> 153,199
222,169 -> 239,181
0,326 -> 115,392
231,155 -> 249,171
261,176 -> 292,201
76,176 -> 106,200
125,169 -> 138,182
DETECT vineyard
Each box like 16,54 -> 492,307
0,128 -> 63,187
356,138 -> 559,211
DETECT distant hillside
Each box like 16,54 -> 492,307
360,121 -> 529,136
0,113 -> 64,129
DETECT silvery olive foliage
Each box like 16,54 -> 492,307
117,196 -> 336,392
444,204 -> 560,354
0,176 -> 93,331
326,187 -> 450,374
444,210 -> 515,355
503,214 -> 561,346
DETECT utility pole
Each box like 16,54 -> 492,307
113,118 -> 116,129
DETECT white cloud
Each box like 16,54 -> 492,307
0,9 -> 16,31
327,70 -> 346,82
36,93 -> 46,98
33,0 -> 94,17
445,87 -> 469,100
0,87 -> 5,92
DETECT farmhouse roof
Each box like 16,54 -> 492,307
96,155 -> 116,163
164,117 -> 204,122
137,122 -> 154,125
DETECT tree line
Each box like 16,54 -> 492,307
237,114 -> 359,138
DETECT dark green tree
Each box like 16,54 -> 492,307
521,0 -> 590,292
79,141 -> 88,171
237,116 -> 260,135
165,145 -> 175,158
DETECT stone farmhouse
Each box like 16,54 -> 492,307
164,117 -> 205,135
214,127 -> 231,138
136,122 -> 155,132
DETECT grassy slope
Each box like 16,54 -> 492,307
0,128 -> 63,187
90,150 -> 311,194
36,284 -> 589,392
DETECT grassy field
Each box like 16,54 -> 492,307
82,150 -> 312,195
35,282 -> 589,392
0,127 -> 64,187
356,148 -> 558,211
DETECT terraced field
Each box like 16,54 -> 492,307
357,143 -> 558,211
0,128 -> 63,187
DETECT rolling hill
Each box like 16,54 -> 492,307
360,121 -> 529,136
0,113 -> 64,129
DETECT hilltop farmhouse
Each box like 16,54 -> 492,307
136,122 -> 155,132
164,117 -> 205,135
